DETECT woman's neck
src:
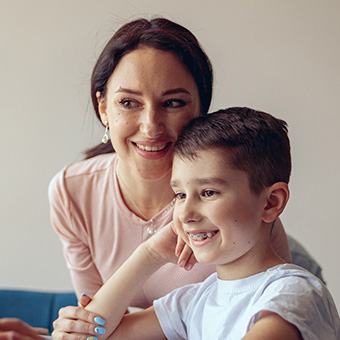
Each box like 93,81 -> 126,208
116,160 -> 175,220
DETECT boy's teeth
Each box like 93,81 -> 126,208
189,231 -> 217,241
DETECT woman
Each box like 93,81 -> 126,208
49,17 -> 291,317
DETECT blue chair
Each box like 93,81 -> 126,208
0,290 -> 77,333
287,235 -> 325,283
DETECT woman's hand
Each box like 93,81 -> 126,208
146,222 -> 197,271
52,297 -> 105,340
0,318 -> 48,340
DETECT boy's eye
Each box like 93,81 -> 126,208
203,190 -> 216,198
175,192 -> 186,200
163,99 -> 186,109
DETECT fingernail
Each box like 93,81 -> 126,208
94,317 -> 105,326
87,337 -> 97,340
185,264 -> 192,271
94,327 -> 106,334
81,292 -> 88,297
179,260 -> 186,267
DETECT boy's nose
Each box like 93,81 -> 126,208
179,198 -> 201,224
140,107 -> 165,138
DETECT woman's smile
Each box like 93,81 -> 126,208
132,141 -> 172,160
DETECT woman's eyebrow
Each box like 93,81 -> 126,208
163,88 -> 191,96
115,87 -> 142,95
114,87 -> 191,96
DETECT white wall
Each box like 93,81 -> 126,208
1,0 -> 339,311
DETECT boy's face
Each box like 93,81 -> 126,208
171,148 -> 270,274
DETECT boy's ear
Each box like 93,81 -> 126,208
96,91 -> 108,124
262,182 -> 290,223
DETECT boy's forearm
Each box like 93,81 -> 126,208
84,243 -> 164,336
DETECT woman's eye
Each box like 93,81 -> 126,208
175,192 -> 186,200
203,190 -> 217,198
163,99 -> 186,109
118,99 -> 140,109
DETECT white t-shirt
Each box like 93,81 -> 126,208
154,264 -> 340,340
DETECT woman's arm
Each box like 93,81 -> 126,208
48,171 -> 103,299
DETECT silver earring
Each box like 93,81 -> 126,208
101,121 -> 109,144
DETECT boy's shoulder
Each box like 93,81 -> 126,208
256,263 -> 329,300
248,264 -> 340,339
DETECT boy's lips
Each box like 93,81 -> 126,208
186,230 -> 219,244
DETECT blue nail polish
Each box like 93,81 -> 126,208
94,327 -> 106,334
81,292 -> 89,297
94,317 -> 105,326
87,337 -> 97,340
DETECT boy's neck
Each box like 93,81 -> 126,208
215,237 -> 285,281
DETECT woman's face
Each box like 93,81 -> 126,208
98,46 -> 201,180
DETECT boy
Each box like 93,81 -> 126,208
53,107 -> 340,339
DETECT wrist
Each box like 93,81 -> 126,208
138,242 -> 168,269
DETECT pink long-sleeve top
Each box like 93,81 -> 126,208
49,153 -> 291,308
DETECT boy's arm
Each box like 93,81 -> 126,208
106,306 -> 164,340
52,222 -> 194,340
85,242 -> 166,339
242,311 -> 302,340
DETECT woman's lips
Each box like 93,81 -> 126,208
132,141 -> 172,159
135,142 -> 168,152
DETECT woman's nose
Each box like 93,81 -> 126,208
140,106 -> 165,138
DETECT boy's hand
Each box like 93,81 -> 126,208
146,222 -> 196,270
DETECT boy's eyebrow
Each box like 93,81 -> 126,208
170,177 -> 227,187
195,177 -> 227,185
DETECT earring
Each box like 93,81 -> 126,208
101,121 -> 109,144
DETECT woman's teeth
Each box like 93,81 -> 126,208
189,231 -> 217,241
136,143 -> 167,152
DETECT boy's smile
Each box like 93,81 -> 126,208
171,147 -> 277,279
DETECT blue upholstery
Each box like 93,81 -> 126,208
0,290 -> 77,332
287,235 -> 325,283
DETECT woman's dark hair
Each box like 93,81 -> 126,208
85,17 -> 213,159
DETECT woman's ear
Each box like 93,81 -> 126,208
96,91 -> 108,124
262,182 -> 290,223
